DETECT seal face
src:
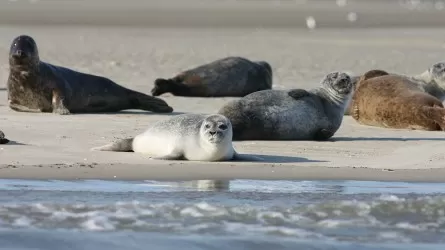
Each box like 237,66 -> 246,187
7,35 -> 173,115
350,71 -> 445,131
0,130 -> 9,144
91,113 -> 261,161
218,71 -> 353,141
151,56 -> 273,97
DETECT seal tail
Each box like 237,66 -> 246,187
91,138 -> 134,152
422,106 -> 445,131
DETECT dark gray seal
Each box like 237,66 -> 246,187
151,56 -> 273,97
218,72 -> 353,141
7,35 -> 173,115
0,130 -> 9,144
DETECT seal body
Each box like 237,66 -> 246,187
350,70 -> 445,131
7,35 -> 173,115
92,113 -> 260,161
218,72 -> 353,141
0,130 -> 9,144
151,56 -> 273,97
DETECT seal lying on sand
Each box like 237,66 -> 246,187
0,130 -> 9,144
350,69 -> 445,131
7,35 -> 173,115
91,113 -> 261,162
218,71 -> 353,141
344,62 -> 445,115
151,56 -> 273,97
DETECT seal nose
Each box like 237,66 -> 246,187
209,131 -> 216,136
13,50 -> 23,58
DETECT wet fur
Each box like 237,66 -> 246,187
218,72 -> 352,141
151,56 -> 273,97
92,114 -> 261,162
7,35 -> 173,114
351,73 -> 445,131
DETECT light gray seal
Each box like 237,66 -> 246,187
0,130 -> 9,144
7,35 -> 173,115
91,113 -> 261,161
151,56 -> 273,97
218,71 -> 353,141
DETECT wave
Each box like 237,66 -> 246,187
1,195 -> 445,243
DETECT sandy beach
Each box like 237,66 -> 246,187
1,0 -> 445,182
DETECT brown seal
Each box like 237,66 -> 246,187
7,35 -> 173,115
344,70 -> 389,115
151,56 -> 273,97
0,130 -> 9,144
350,69 -> 445,131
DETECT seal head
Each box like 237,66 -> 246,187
320,72 -> 352,106
9,35 -> 39,71
429,62 -> 445,84
200,115 -> 232,144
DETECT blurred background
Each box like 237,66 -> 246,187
1,0 -> 445,28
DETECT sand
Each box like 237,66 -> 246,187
1,0 -> 445,182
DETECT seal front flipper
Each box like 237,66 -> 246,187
313,128 -> 335,141
151,78 -> 191,97
52,89 -> 71,115
288,89 -> 311,100
231,152 -> 264,162
150,152 -> 185,160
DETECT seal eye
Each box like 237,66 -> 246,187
205,124 -> 211,129
218,124 -> 228,130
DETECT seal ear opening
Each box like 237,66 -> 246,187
151,78 -> 174,96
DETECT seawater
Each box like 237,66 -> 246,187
0,179 -> 444,250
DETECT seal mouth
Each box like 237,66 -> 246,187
207,131 -> 225,143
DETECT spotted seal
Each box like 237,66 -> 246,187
7,35 -> 173,115
218,71 -> 353,141
0,130 -> 9,144
91,113 -> 261,161
151,56 -> 273,97
350,69 -> 445,131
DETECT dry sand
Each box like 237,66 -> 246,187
1,0 -> 445,182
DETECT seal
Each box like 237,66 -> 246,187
344,62 -> 445,115
410,61 -> 445,102
7,35 -> 173,115
0,130 -> 9,144
350,69 -> 445,131
151,56 -> 273,97
344,70 -> 390,115
217,71 -> 353,141
91,113 -> 261,162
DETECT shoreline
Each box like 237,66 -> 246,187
2,163 -> 445,183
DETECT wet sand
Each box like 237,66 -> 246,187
1,0 -> 445,182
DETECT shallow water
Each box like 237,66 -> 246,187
1,179 -> 445,250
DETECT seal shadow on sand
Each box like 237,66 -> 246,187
78,111 -> 186,116
1,140 -> 28,146
233,154 -> 326,163
0,88 -> 6,91
331,136 -> 445,142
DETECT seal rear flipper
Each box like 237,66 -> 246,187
91,138 -> 134,152
288,89 -> 311,100
129,91 -> 173,113
422,106 -> 445,131
0,131 -> 9,144
151,78 -> 176,96
150,152 -> 185,160
231,152 -> 264,162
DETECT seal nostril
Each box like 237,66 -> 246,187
209,131 -> 216,136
